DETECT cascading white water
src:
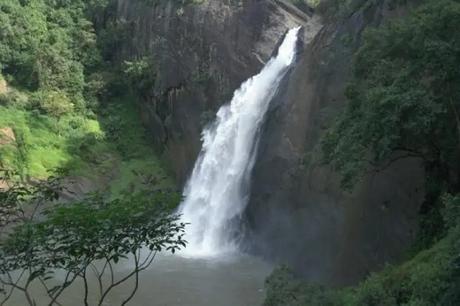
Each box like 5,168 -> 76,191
179,27 -> 301,257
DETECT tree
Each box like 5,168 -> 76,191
0,169 -> 187,306
0,0 -> 105,110
122,57 -> 156,95
322,0 -> 460,190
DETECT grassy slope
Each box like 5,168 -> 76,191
0,105 -> 103,178
96,97 -> 175,196
0,89 -> 173,196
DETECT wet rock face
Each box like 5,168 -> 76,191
115,0 -> 319,183
115,0 -> 424,286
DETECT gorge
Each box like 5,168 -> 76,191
1,0 -> 460,305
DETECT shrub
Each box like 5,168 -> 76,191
33,90 -> 74,120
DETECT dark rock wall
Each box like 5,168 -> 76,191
246,0 -> 424,285
115,0 -> 317,183
114,0 -> 424,285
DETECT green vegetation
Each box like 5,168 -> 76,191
122,57 -> 156,96
322,0 -> 460,190
0,1 -> 182,304
322,0 -> 460,250
0,103 -> 102,178
3,0 -> 459,304
0,0 -> 103,178
0,93 -> 168,194
0,0 -> 173,193
0,0 -> 102,108
95,97 -> 174,195
0,172 -> 186,306
267,0 -> 460,305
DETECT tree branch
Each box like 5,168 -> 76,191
121,251 -> 140,306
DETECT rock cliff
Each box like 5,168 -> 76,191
114,0 -> 424,285
115,0 -> 320,182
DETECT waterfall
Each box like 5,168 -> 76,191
178,27 -> 301,257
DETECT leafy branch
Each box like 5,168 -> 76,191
0,170 -> 187,305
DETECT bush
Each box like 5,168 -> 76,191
122,57 -> 156,94
33,90 -> 74,119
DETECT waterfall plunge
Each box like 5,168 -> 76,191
179,27 -> 301,257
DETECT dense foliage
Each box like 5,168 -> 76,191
322,0 -> 460,249
322,0 -> 460,190
0,0 -> 173,185
0,1 -> 182,305
0,0 -> 104,110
